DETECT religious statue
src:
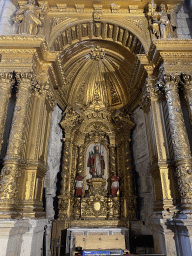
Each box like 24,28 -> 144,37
111,173 -> 119,196
75,174 -> 83,196
13,0 -> 44,35
159,4 -> 171,39
87,145 -> 105,178
149,1 -> 178,39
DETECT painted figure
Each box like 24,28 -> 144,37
111,173 -> 119,196
75,174 -> 83,196
88,145 -> 105,178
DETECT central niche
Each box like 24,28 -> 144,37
58,100 -> 137,224
85,143 -> 108,189
57,45 -> 137,225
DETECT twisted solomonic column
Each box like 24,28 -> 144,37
0,72 -> 35,217
183,74 -> 192,131
0,73 -> 13,153
58,138 -> 71,219
109,146 -> 116,175
164,74 -> 192,213
5,72 -> 34,158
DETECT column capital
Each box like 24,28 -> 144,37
142,77 -> 161,112
15,72 -> 36,91
163,74 -> 180,92
182,74 -> 192,90
0,72 -> 14,89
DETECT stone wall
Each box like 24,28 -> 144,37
0,0 -> 16,35
177,0 -> 192,39
131,107 -> 154,236
44,105 -> 63,256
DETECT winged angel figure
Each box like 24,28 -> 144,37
13,0 -> 45,35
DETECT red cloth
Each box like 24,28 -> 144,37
75,188 -> 82,196
111,188 -> 119,196
76,175 -> 83,181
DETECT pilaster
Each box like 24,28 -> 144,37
142,76 -> 176,213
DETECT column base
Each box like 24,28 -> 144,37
150,214 -> 177,256
0,199 -> 45,219
153,199 -> 177,214
0,219 -> 47,256
181,198 -> 192,214
172,215 -> 192,256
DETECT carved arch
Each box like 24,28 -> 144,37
48,18 -> 150,54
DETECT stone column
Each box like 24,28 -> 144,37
0,72 -> 12,153
0,73 -> 34,217
164,74 -> 192,213
183,74 -> 192,131
142,77 -> 175,213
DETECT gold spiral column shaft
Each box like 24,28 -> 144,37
0,73 -> 13,154
164,74 -> 192,213
0,72 -> 34,218
183,74 -> 192,131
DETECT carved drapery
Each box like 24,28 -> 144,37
0,73 -> 13,153
164,74 -> 192,212
142,77 -> 176,212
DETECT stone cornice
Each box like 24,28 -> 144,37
153,39 -> 192,51
13,0 -> 184,9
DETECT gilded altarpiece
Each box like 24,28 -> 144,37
57,101 -> 137,227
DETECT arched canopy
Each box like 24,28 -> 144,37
52,39 -> 147,109
49,19 -> 150,54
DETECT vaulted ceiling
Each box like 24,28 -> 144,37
54,40 -> 146,109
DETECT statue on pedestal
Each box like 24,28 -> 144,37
75,174 -> 83,196
159,4 -> 171,39
13,0 -> 44,35
87,145 -> 105,178
111,173 -> 119,196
